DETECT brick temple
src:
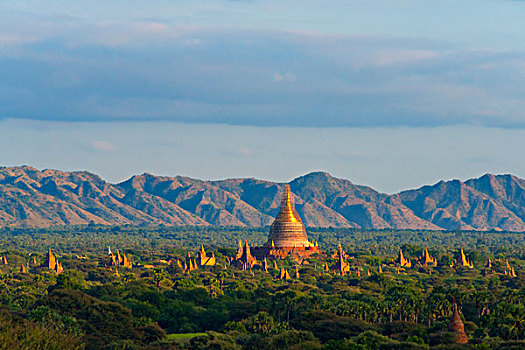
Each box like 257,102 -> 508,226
251,184 -> 321,260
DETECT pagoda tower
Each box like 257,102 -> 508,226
45,248 -> 57,270
233,240 -> 257,269
240,184 -> 321,261
419,247 -> 437,267
396,249 -> 411,268
448,304 -> 468,343
265,184 -> 311,248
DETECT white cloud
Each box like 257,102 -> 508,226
133,21 -> 170,33
273,72 -> 296,82
89,140 -> 116,153
369,49 -> 440,67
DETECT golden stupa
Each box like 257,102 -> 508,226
245,184 -> 320,261
266,184 -> 311,248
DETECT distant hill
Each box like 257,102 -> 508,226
1,166 -> 525,231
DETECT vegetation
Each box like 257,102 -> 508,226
0,225 -> 523,349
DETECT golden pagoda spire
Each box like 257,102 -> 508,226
459,247 -> 473,268
486,257 -> 492,269
277,265 -> 290,280
420,246 -> 436,266
397,249 -> 411,267
45,248 -> 56,270
277,184 -> 300,223
116,250 -> 122,265
245,240 -> 251,256
266,184 -> 310,248
55,261 -> 63,274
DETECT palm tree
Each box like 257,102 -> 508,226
33,275 -> 44,294
251,311 -> 275,334
152,269 -> 167,290
508,304 -> 525,340
0,273 -> 12,293
217,271 -> 227,292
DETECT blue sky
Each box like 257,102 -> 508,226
1,1 -> 525,192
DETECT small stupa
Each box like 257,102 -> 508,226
458,247 -> 474,268
485,257 -> 492,269
55,261 -> 63,274
44,248 -> 57,270
448,304 -> 468,344
197,244 -> 216,267
396,249 -> 411,267
109,249 -> 132,268
331,242 -> 350,275
277,266 -> 290,280
233,240 -> 257,270
419,247 -> 437,267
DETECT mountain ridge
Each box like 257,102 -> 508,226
1,166 -> 524,231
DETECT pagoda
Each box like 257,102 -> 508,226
331,242 -> 350,275
251,184 -> 321,260
276,266 -> 291,280
197,244 -> 216,267
485,257 -> 492,269
396,249 -> 411,268
457,246 -> 473,268
418,247 -> 437,267
44,248 -> 57,270
233,240 -> 257,270
448,304 -> 468,344
109,249 -> 132,268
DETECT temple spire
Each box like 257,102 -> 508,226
275,184 -> 301,223
449,304 -> 468,343
266,184 -> 310,248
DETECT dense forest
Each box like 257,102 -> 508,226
0,225 -> 524,349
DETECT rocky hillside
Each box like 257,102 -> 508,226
1,166 -> 525,231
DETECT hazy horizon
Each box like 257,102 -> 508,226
2,118 -> 525,194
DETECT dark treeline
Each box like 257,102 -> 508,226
1,225 -> 525,254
